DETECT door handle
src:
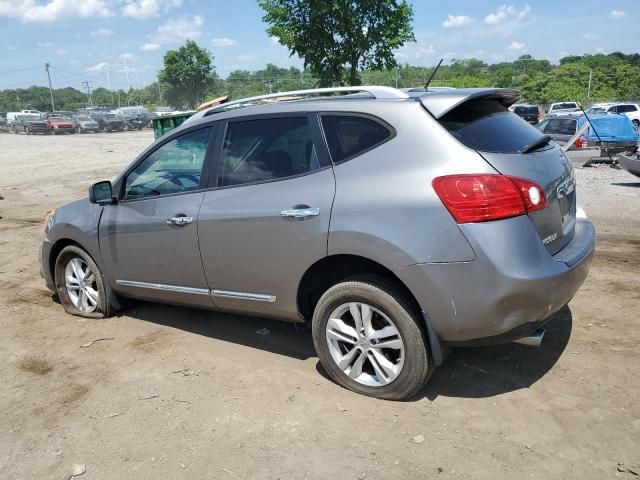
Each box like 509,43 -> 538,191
166,215 -> 193,226
280,207 -> 320,220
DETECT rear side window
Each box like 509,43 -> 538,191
320,115 -> 393,163
218,117 -> 319,187
439,99 -> 547,153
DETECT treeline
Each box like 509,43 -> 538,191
2,52 -> 639,112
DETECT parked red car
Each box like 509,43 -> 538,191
47,116 -> 75,135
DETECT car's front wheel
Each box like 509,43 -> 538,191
312,276 -> 432,400
54,245 -> 113,318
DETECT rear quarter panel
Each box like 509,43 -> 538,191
327,102 -> 495,269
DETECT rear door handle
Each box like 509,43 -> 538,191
166,215 -> 193,226
280,207 -> 320,220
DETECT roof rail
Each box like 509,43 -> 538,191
183,86 -> 409,125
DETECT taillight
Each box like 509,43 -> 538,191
432,174 -> 547,224
574,138 -> 583,148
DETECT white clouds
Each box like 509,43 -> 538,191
583,33 -> 598,40
596,47 -> 606,54
152,15 -> 202,44
0,0 -> 113,23
36,41 -> 53,47
211,37 -> 236,47
609,10 -> 625,19
442,14 -> 473,28
508,41 -> 526,51
485,4 -> 531,25
122,0 -> 182,20
141,42 -> 160,51
91,28 -> 113,37
394,43 -> 436,62
119,52 -> 135,61
0,0 -> 183,23
56,48 -> 68,55
237,54 -> 256,62
86,62 -> 109,73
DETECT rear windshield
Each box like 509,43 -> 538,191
514,106 -> 538,114
537,118 -> 577,135
439,99 -> 547,153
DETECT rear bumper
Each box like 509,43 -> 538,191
396,217 -> 595,344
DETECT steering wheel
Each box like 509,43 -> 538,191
168,173 -> 200,189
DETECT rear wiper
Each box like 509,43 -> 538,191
520,135 -> 551,154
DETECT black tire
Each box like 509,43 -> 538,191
54,245 -> 113,319
633,119 -> 639,131
312,275 -> 432,400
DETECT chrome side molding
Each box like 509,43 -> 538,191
116,280 -> 277,303
212,289 -> 277,303
115,280 -> 210,296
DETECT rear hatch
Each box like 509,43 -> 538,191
421,90 -> 576,254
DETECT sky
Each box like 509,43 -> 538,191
0,0 -> 638,91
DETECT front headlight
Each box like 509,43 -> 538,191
44,210 -> 55,234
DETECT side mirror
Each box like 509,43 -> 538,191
89,181 -> 114,205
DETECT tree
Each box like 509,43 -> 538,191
259,0 -> 415,86
158,40 -> 217,109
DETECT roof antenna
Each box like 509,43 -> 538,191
424,58 -> 443,90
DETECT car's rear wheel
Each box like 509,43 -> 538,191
54,245 -> 113,318
633,119 -> 639,131
312,275 -> 432,400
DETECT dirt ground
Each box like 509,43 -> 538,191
0,130 -> 639,479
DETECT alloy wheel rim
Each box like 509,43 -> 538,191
325,302 -> 405,387
64,258 -> 99,313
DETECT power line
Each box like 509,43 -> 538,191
0,66 -> 42,75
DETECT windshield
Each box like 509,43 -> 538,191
439,99 -> 547,153
587,107 -> 606,114
551,103 -> 577,111
77,116 -> 93,121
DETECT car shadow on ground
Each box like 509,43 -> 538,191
122,301 -> 572,401
611,182 -> 640,188
420,306 -> 573,400
123,302 -> 316,361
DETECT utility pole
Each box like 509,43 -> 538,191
104,66 -> 115,105
395,66 -> 399,88
587,70 -> 592,98
157,81 -> 162,105
121,61 -> 132,91
81,81 -> 93,108
44,63 -> 56,112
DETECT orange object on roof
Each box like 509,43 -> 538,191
196,96 -> 229,112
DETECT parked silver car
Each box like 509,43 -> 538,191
40,86 -> 595,400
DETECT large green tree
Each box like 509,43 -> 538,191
259,0 -> 415,86
158,40 -> 217,109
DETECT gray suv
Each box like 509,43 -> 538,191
40,86 -> 595,400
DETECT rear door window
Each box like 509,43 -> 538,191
439,99 -> 547,153
218,117 -> 319,187
618,105 -> 637,113
320,115 -> 393,163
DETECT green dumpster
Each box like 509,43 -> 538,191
152,112 -> 194,139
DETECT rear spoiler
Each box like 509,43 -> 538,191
418,88 -> 521,119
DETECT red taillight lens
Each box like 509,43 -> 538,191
574,138 -> 583,148
432,174 -> 547,224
